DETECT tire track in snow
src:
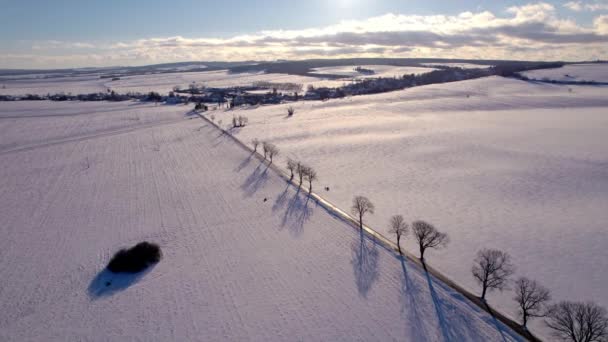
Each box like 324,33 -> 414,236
0,117 -> 191,156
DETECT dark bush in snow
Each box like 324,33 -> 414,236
107,242 -> 162,273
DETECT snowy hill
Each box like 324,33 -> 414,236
0,101 -> 522,341
219,75 -> 608,339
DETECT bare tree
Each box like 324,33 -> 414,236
472,249 -> 514,300
296,162 -> 307,185
252,138 -> 260,153
266,143 -> 279,163
388,215 -> 409,254
287,106 -> 295,116
545,301 -> 608,342
412,221 -> 448,262
286,159 -> 297,180
304,167 -> 317,192
351,196 -> 374,230
262,141 -> 269,159
238,115 -> 248,127
514,277 -> 551,328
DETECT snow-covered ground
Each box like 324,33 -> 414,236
0,70 -> 346,96
0,75 -> 109,96
521,63 -> 608,83
312,65 -> 435,78
0,101 -> 192,153
0,101 -> 521,341
218,75 -> 608,338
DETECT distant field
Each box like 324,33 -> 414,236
521,63 -> 608,83
311,65 -> 436,78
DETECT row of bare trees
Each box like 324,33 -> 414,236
471,248 -> 607,341
350,197 -> 449,261
232,115 -> 249,128
245,136 -> 607,341
287,159 -> 317,192
250,140 -> 317,192
350,195 -> 607,340
251,139 -> 279,163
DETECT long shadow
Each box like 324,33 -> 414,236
235,152 -> 254,173
424,269 -> 453,342
212,130 -> 230,147
240,161 -> 269,197
421,269 -> 521,342
272,182 -> 290,213
484,303 -> 512,342
351,229 -> 379,297
280,189 -> 313,236
399,257 -> 428,342
88,266 -> 155,299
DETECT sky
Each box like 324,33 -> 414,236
0,0 -> 607,68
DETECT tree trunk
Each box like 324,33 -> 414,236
420,244 -> 425,260
481,285 -> 487,300
359,213 -> 363,229
397,236 -> 401,254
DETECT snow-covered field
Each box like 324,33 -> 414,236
0,70 -> 346,96
0,101 -> 521,341
219,75 -> 608,338
0,101 -> 192,153
312,65 -> 435,78
0,75 -> 109,96
521,63 -> 608,83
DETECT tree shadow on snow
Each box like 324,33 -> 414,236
424,269 -> 455,342
87,266 -> 155,299
235,151 -> 254,173
272,182 -> 291,213
351,229 -> 379,297
483,303 -> 520,342
420,268 -> 523,342
399,256 -> 429,342
279,188 -> 313,236
240,161 -> 269,197
212,130 -> 230,148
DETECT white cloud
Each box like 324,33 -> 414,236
564,1 -> 608,11
3,2 -> 608,68
595,14 -> 608,33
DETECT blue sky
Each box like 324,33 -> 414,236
1,0 -> 607,68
